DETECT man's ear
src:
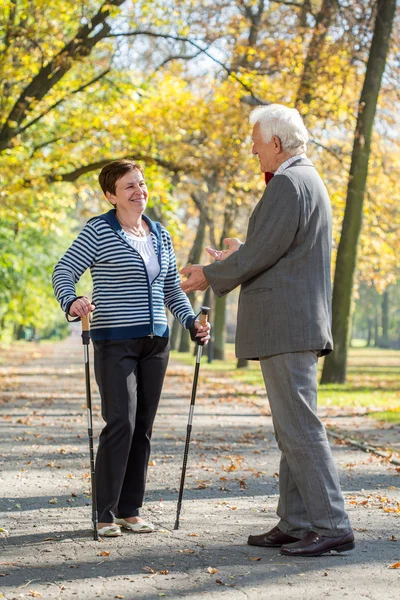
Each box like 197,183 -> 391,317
272,136 -> 282,154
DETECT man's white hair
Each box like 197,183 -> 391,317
249,104 -> 309,154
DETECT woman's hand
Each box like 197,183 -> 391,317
69,297 -> 95,318
206,238 -> 243,261
193,319 -> 211,344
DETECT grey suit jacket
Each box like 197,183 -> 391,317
204,158 -> 333,359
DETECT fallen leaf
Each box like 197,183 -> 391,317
389,562 -> 400,569
98,551 -> 110,557
115,596 -> 124,598
143,566 -> 156,574
28,592 -> 41,598
48,498 -> 57,504
148,461 -> 156,467
207,567 -> 218,574
159,570 -> 169,575
249,557 -> 261,561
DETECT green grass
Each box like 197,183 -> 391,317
170,345 -> 400,414
370,410 -> 400,424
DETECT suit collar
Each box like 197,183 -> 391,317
285,157 -> 314,169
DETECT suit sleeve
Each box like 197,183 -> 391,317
203,175 -> 300,297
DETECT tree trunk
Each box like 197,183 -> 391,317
295,0 -> 339,110
367,317 -> 372,347
170,318 -> 180,351
202,287 -> 214,363
321,0 -> 396,383
380,289 -> 390,348
374,309 -> 379,347
213,295 -> 226,360
178,207 -> 207,353
237,358 -> 249,368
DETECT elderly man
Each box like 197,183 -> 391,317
180,104 -> 354,557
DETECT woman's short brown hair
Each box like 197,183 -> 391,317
98,160 -> 144,196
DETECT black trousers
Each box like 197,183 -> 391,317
93,336 -> 170,523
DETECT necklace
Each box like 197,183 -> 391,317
117,216 -> 147,237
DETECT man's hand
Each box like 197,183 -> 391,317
180,264 -> 209,292
206,238 -> 243,261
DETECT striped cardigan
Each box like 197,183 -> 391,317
52,209 -> 195,341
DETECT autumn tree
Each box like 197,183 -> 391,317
321,0 -> 397,383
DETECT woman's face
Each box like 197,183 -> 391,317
107,169 -> 148,214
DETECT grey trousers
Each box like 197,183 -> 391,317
260,351 -> 352,538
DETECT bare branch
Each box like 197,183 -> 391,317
106,30 -> 263,104
0,0 -> 125,152
17,69 -> 111,136
272,0 -> 304,8
30,136 -> 65,157
48,154 -> 195,183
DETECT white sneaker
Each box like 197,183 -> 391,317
114,518 -> 154,533
96,524 -> 122,537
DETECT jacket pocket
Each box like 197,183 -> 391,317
243,287 -> 273,295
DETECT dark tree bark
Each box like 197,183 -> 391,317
366,317 -> 372,347
178,202 -> 207,353
237,357 -> 249,368
295,0 -> 339,110
213,295 -> 226,360
321,0 -> 397,383
0,0 -> 125,152
374,310 -> 379,347
169,318 -> 181,351
379,289 -> 390,348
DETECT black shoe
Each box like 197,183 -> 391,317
280,530 -> 355,557
248,525 -> 300,548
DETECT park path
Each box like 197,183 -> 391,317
0,334 -> 400,600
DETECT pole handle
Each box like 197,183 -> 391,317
199,306 -> 210,327
81,314 -> 91,346
81,315 -> 90,332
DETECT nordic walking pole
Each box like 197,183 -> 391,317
81,315 -> 99,541
174,306 -> 210,530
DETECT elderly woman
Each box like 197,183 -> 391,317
53,159 -> 210,537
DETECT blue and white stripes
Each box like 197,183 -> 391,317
52,209 -> 195,341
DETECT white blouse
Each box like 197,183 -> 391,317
122,231 -> 161,283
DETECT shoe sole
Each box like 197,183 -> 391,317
248,541 -> 288,547
248,538 -> 300,548
281,541 -> 355,557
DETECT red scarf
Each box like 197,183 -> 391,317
264,172 -> 274,186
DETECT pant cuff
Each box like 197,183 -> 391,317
116,508 -> 140,518
311,525 -> 353,538
278,519 -> 310,539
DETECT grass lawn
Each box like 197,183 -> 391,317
171,345 -> 400,421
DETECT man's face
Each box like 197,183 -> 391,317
251,122 -> 280,173
106,170 -> 148,213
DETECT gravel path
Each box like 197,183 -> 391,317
0,335 -> 399,600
